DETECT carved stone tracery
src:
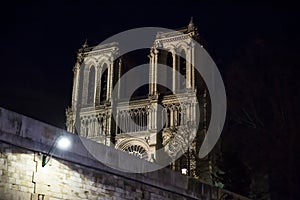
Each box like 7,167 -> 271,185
66,22 -> 205,171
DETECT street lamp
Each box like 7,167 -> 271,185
42,135 -> 72,167
181,168 -> 187,175
184,121 -> 193,176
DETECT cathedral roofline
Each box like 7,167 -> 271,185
78,18 -> 199,53
156,17 -> 199,40
78,42 -> 119,54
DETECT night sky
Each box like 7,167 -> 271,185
1,1 -> 297,128
1,1 -> 300,199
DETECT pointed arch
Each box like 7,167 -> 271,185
84,57 -> 97,67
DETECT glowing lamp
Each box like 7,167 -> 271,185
42,135 -> 71,167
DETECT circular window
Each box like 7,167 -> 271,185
125,145 -> 148,159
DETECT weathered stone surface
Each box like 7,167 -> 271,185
0,107 -> 249,200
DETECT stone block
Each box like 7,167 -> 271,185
0,158 -> 5,165
35,184 -> 51,194
48,197 -> 60,200
20,185 -> 33,193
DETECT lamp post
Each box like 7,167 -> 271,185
180,121 -> 192,176
186,121 -> 192,176
42,135 -> 71,167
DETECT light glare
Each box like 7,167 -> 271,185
57,137 -> 71,150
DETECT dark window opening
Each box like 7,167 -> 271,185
87,66 -> 95,106
179,50 -> 186,90
100,64 -> 108,103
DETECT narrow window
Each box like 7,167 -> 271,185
179,50 -> 186,90
166,52 -> 173,92
87,66 -> 95,106
100,64 -> 108,103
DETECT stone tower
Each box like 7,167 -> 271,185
66,19 -> 215,181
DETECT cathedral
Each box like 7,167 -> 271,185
66,19 -> 219,184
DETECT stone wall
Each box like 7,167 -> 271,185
0,107 -> 249,200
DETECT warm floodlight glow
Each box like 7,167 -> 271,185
57,136 -> 71,150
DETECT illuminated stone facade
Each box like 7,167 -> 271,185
66,20 -> 212,179
0,107 -> 249,200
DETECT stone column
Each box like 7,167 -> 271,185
186,102 -> 191,123
72,53 -> 84,109
107,59 -> 114,101
170,107 -> 174,127
186,46 -> 192,89
191,102 -> 197,124
148,50 -> 154,95
96,64 -> 105,106
72,63 -> 80,111
117,58 -> 122,99
153,48 -> 159,94
172,50 -> 176,92
191,42 -> 195,90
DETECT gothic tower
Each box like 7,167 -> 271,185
66,19 -> 217,183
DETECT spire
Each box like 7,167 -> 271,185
187,17 -> 199,37
187,17 -> 195,32
82,38 -> 89,48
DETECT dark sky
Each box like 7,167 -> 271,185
0,1 -> 298,128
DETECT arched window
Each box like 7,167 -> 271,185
177,110 -> 181,126
100,64 -> 108,103
87,66 -> 95,106
165,108 -> 171,128
167,51 -> 173,67
78,64 -> 85,107
179,50 -> 186,90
